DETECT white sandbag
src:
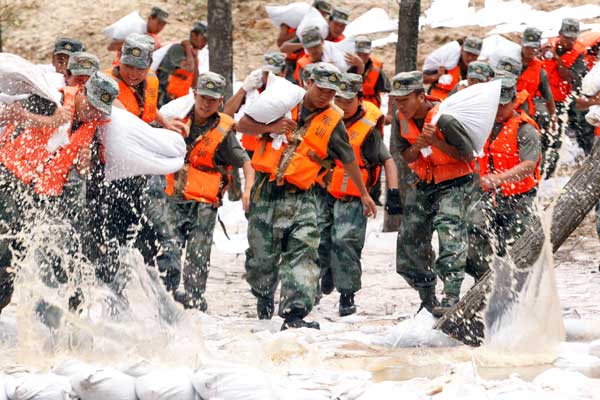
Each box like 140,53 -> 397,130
102,11 -> 147,40
0,375 -> 7,400
159,93 -> 195,120
323,41 -> 349,72
334,37 -> 356,58
296,7 -> 329,42
5,373 -> 72,400
101,107 -> 186,181
582,61 -> 600,96
70,368 -> 136,400
478,34 -> 522,68
0,53 -> 61,103
192,367 -> 284,400
245,78 -> 305,124
150,42 -> 175,71
585,105 -> 600,127
422,41 -> 461,72
375,311 -> 459,348
430,79 -> 501,156
266,2 -> 311,28
135,368 -> 196,400
344,8 -> 397,37
198,47 -> 210,75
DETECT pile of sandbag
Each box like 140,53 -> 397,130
102,11 -> 146,40
4,373 -> 72,400
478,34 -> 522,68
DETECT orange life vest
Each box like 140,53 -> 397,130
362,56 -> 384,108
327,34 -> 346,43
515,90 -> 531,115
328,101 -> 383,199
106,68 -> 159,123
251,104 -> 343,191
578,31 -> 600,70
517,58 -> 543,116
166,68 -> 194,99
542,38 -> 586,102
241,134 -> 258,152
294,54 -> 313,86
397,102 -> 474,184
595,126 -> 600,137
479,111 -> 541,197
0,87 -> 105,196
284,27 -> 305,62
429,66 -> 461,100
165,113 -> 235,205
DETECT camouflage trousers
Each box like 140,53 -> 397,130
315,187 -> 366,295
245,173 -> 320,319
396,175 -> 476,298
467,189 -> 538,274
167,199 -> 217,308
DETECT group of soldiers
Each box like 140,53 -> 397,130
0,2 -> 599,331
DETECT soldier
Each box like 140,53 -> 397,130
65,52 -> 100,87
237,63 -> 377,330
347,36 -> 391,109
165,72 -> 255,311
541,18 -> 588,177
224,51 -> 287,157
450,60 -> 494,94
294,27 -> 325,86
424,36 -> 483,100
157,21 -> 209,107
496,57 -> 534,115
467,77 -> 542,276
390,71 -> 477,315
317,73 -> 401,316
51,38 -> 85,77
327,8 -> 349,43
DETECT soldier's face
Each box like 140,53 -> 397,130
558,35 -> 576,50
52,54 -> 70,77
75,90 -> 105,122
334,96 -> 359,119
356,52 -> 370,64
194,94 -> 223,119
306,81 -> 337,109
495,102 -> 515,123
307,44 -> 324,62
329,21 -> 346,39
467,77 -> 484,86
190,32 -> 207,50
461,50 -> 478,67
521,46 -> 538,64
147,17 -> 166,34
119,64 -> 150,86
66,73 -> 90,87
391,92 -> 423,120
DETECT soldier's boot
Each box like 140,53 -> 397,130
416,287 -> 439,314
431,295 -> 459,318
339,292 -> 356,317
257,295 -> 275,320
320,268 -> 334,296
174,289 -> 208,312
281,309 -> 320,331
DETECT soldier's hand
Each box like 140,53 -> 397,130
51,107 -> 72,128
361,194 -> 378,218
384,188 -> 402,215
270,117 -> 297,135
167,118 -> 190,137
480,174 -> 500,191
242,188 -> 251,213
414,134 -> 429,150
344,53 -> 364,73
421,123 -> 437,144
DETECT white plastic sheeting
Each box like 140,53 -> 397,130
344,8 -> 397,38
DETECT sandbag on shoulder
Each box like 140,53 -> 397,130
296,7 -> 329,42
101,107 -> 186,181
0,53 -> 62,104
245,78 -> 305,124
102,11 -> 147,40
70,367 -> 136,400
422,41 -> 461,72
266,2 -> 311,29
479,35 -> 522,68
159,93 -> 195,120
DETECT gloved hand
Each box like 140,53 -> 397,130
385,188 -> 403,215
438,73 -> 453,86
242,69 -> 264,92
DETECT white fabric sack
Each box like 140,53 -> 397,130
197,47 -> 210,75
0,54 -> 61,103
245,78 -> 305,124
323,41 -> 349,72
70,368 -> 136,400
582,61 -> 600,96
296,7 -> 329,42
585,105 -> 600,127
428,79 -> 501,156
478,34 -> 522,68
234,71 -> 280,123
334,37 -> 356,58
102,11 -> 147,40
135,368 -> 196,400
52,360 -> 97,378
159,93 -> 195,120
150,42 -> 175,71
101,107 -> 186,181
192,367 -> 284,400
422,41 -> 461,71
266,2 -> 311,28
5,373 -> 72,400
0,375 -> 6,400
344,8 -> 397,37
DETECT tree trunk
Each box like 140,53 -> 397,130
434,142 -> 600,345
384,0 -> 420,232
0,23 -> 3,53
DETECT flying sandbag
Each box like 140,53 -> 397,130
70,368 -> 137,400
266,2 -> 311,29
422,41 -> 461,72
102,11 -> 147,40
0,53 -> 62,104
101,107 -> 186,181
296,7 -> 329,42
429,79 -> 502,156
135,368 -> 196,400
5,373 -> 72,400
479,34 -> 522,68
582,61 -> 600,97
245,77 -> 305,124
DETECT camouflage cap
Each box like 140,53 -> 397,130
67,52 -> 100,76
310,62 -> 342,91
312,0 -> 333,15
336,73 -> 363,99
262,51 -> 286,73
497,56 -> 523,77
85,72 -> 119,115
150,6 -> 169,22
53,38 -> 85,56
196,71 -> 226,98
560,18 -> 580,38
522,27 -> 542,48
463,36 -> 483,55
192,21 -> 208,36
495,75 -> 517,105
390,71 -> 423,97
355,36 -> 372,54
331,8 -> 350,25
302,63 -> 317,86
467,61 -> 493,82
120,33 -> 155,69
301,26 -> 324,49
